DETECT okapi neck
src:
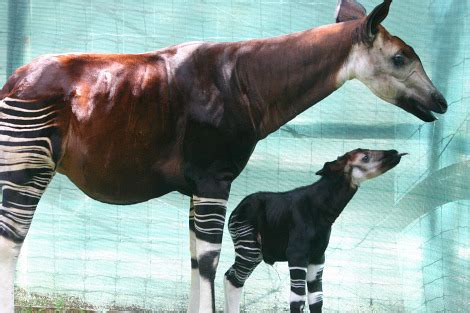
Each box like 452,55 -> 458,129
316,174 -> 358,224
237,20 -> 360,138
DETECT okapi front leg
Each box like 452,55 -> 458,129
188,198 -> 200,312
288,266 -> 307,312
307,258 -> 325,312
193,195 -> 227,312
287,237 -> 309,312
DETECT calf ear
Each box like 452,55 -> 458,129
365,0 -> 392,39
316,158 -> 348,176
335,0 -> 367,23
315,166 -> 327,176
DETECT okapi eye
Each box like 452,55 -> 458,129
361,155 -> 370,162
392,54 -> 405,67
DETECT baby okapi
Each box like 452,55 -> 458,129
224,149 -> 406,312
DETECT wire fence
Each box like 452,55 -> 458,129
1,0 -> 469,311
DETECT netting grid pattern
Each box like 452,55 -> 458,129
1,0 -> 469,311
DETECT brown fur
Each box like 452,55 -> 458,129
0,20 -> 363,204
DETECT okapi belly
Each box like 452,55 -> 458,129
57,143 -> 185,204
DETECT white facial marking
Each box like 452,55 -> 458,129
337,31 -> 433,111
351,166 -> 367,186
348,151 -> 389,187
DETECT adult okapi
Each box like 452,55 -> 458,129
0,0 -> 447,312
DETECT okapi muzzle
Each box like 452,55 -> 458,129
394,65 -> 448,122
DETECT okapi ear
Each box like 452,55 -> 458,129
315,157 -> 348,176
365,0 -> 392,39
335,0 -> 367,23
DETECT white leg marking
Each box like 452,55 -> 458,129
306,264 -> 324,282
307,263 -> 325,305
308,291 -> 324,305
0,236 -> 21,313
197,240 -> 221,312
188,230 -> 199,313
289,266 -> 308,272
224,275 -> 243,313
192,196 -> 228,206
290,290 -> 306,303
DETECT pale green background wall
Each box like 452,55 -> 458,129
1,0 -> 469,311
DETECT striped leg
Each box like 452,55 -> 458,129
0,97 -> 59,312
289,266 -> 307,312
224,216 -> 262,313
287,233 -> 309,312
306,257 -> 325,312
188,198 -> 200,313
192,195 -> 227,312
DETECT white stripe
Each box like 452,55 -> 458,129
192,196 -> 227,206
290,291 -> 306,303
307,263 -> 324,281
0,110 -> 57,121
308,291 -> 323,305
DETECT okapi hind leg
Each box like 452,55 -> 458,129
0,97 -> 60,312
224,214 -> 262,313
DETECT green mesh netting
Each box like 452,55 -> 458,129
1,0 -> 469,311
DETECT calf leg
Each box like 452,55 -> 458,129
287,252 -> 308,312
224,215 -> 262,313
288,265 -> 307,312
287,235 -> 309,312
307,255 -> 325,312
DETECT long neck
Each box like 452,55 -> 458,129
235,21 -> 359,138
309,174 -> 358,224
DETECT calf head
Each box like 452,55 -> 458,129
316,148 -> 406,187
336,0 -> 448,122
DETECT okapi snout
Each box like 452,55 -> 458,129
431,91 -> 448,114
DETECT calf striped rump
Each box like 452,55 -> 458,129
0,98 -> 58,243
225,213 -> 262,288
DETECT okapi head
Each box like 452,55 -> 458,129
336,0 -> 447,122
316,148 -> 406,186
